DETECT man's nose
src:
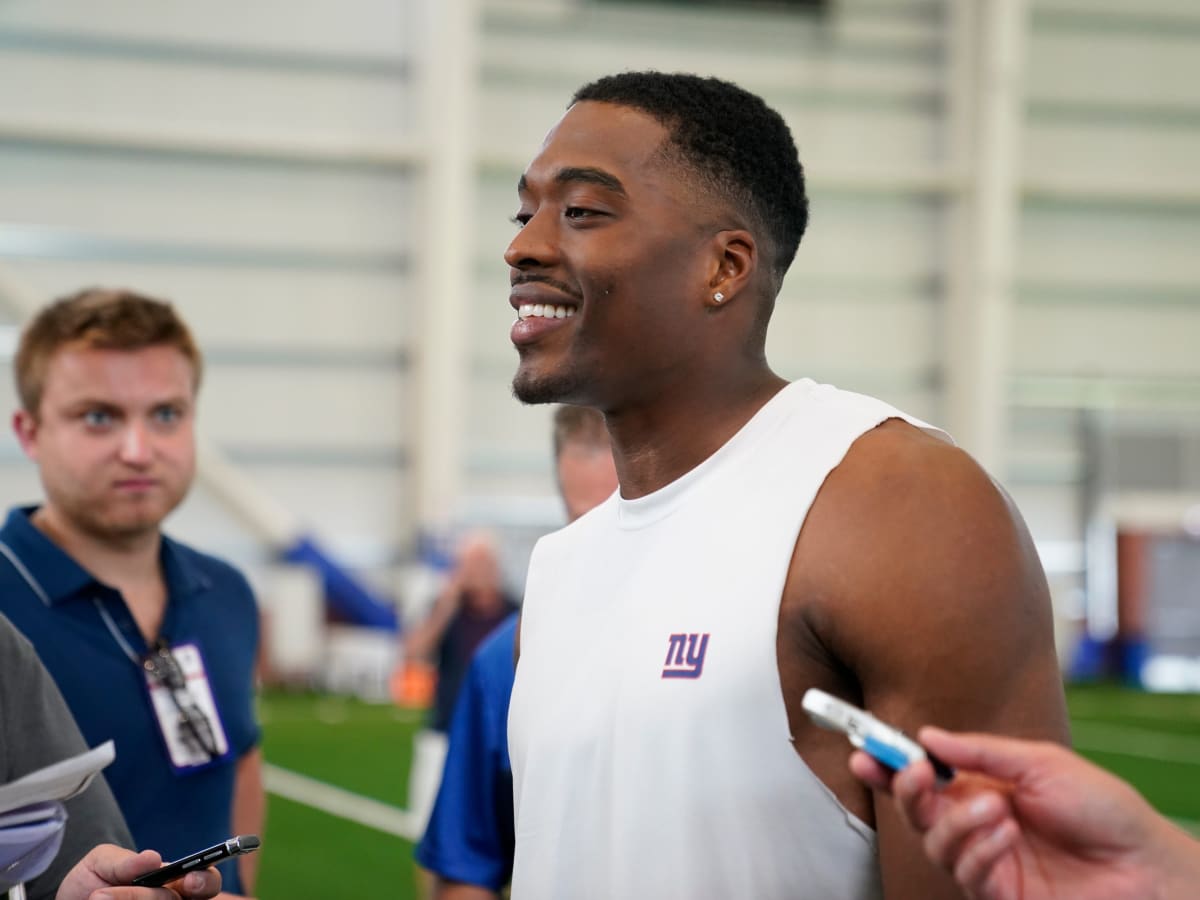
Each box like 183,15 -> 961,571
504,210 -> 558,270
118,422 -> 152,464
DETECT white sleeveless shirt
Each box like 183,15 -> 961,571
508,379 -> 949,900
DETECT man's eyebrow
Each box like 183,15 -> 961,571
555,167 -> 627,196
516,167 -> 628,197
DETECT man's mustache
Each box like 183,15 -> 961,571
511,273 -> 583,302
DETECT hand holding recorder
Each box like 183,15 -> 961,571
53,844 -> 221,900
847,723 -> 1200,900
130,835 -> 258,889
801,688 -> 954,781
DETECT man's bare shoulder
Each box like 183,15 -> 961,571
787,416 -> 1065,731
798,417 -> 1015,563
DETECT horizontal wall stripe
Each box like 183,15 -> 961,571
0,443 -> 408,469
0,225 -> 410,272
1028,99 -> 1200,132
0,126 -> 422,173
1017,283 -> 1200,308
204,345 -> 409,370
484,11 -> 944,66
1011,375 -> 1200,412
1033,7 -> 1200,41
0,26 -> 411,79
223,445 -> 408,468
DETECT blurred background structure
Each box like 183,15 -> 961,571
1,0 -> 1198,662
0,0 -> 1198,891
2,0 -> 1199,684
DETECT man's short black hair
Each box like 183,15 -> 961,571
572,71 -> 808,288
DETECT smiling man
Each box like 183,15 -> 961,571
504,72 -> 1069,900
0,289 -> 262,897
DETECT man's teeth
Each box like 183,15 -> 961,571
518,303 -> 576,320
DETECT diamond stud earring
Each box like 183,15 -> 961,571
713,292 -> 725,303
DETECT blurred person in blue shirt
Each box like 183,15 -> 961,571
416,405 -> 617,898
404,529 -> 521,840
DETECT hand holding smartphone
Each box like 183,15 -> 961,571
132,834 -> 261,888
802,688 -> 955,782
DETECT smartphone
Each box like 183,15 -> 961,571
132,834 -> 261,888
802,688 -> 954,782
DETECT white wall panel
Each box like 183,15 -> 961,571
468,267 -> 525,366
767,296 -> 938,376
0,0 -> 419,569
787,109 -> 943,173
0,364 -> 405,457
17,0 -> 1197,583
788,194 -> 942,282
200,366 -> 406,449
487,0 -> 943,50
480,31 -> 940,100
0,426 -> 407,572
1013,303 -> 1200,380
0,465 -> 42,510
478,89 -> 943,175
1027,30 -> 1200,108
2,259 -> 409,351
1036,0 -> 1200,17
0,50 -> 413,138
0,0 -> 411,60
1003,1 -> 1200,587
1008,483 -> 1083,544
1024,121 -> 1200,184
1010,408 -> 1086,478
172,465 -> 410,567
464,367 -> 557,469
1017,204 -> 1200,286
0,148 -> 413,254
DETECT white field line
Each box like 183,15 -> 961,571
264,721 -> 1200,841
263,764 -> 418,840
1176,818 -> 1200,836
1069,698 -> 1200,723
1071,722 -> 1200,833
1071,721 -> 1200,767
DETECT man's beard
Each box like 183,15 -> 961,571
511,357 -> 588,406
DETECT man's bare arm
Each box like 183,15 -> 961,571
786,420 -> 1069,900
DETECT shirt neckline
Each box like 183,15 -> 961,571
0,505 -> 210,605
616,379 -> 814,530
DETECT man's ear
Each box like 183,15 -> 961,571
707,229 -> 757,307
12,409 -> 39,460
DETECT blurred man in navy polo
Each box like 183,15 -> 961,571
0,288 -> 262,896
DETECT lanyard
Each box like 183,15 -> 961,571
0,538 -> 225,767
0,538 -> 144,664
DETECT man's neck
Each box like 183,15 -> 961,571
607,370 -> 788,499
32,505 -> 163,588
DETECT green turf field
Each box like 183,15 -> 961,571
253,684 -> 1200,898
256,693 -> 422,898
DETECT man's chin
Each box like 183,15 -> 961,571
99,516 -> 165,541
512,369 -> 579,406
92,500 -> 182,542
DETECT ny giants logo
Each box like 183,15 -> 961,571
661,632 -> 710,679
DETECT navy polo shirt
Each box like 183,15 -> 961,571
417,612 -> 518,890
0,506 -> 260,895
